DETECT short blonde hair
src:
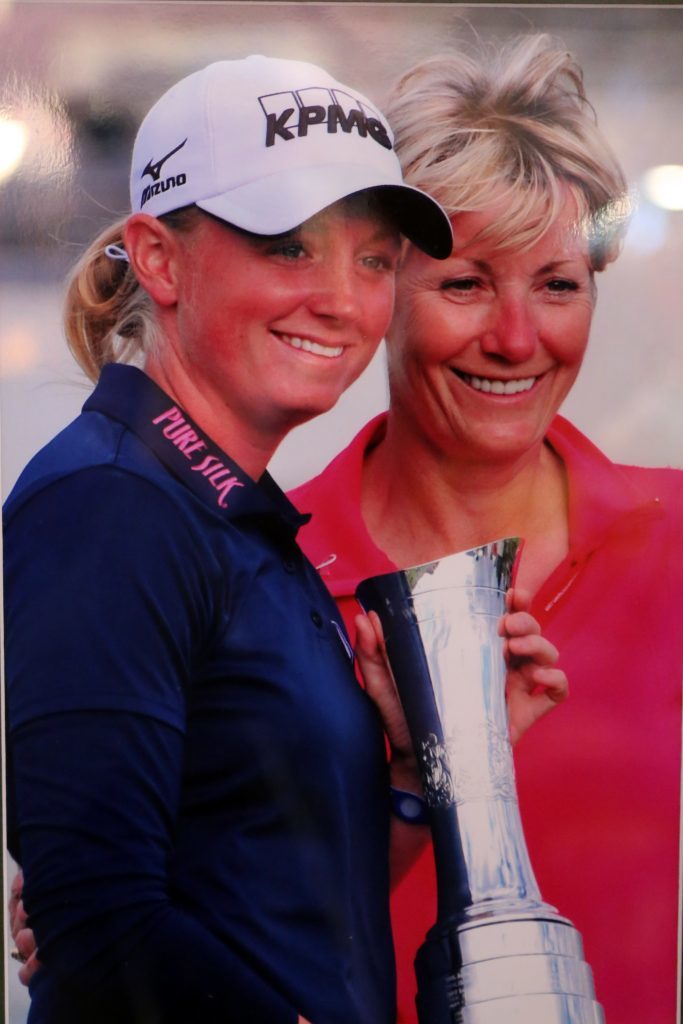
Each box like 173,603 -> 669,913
385,34 -> 630,269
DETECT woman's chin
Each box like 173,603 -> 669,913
269,391 -> 345,433
444,418 -> 551,468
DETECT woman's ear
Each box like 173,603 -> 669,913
123,214 -> 180,308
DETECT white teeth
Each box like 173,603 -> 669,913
282,335 -> 343,359
462,373 -> 536,395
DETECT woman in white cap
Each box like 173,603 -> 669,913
4,56 -> 563,1024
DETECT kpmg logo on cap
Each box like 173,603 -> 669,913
140,138 -> 188,208
259,86 -> 392,150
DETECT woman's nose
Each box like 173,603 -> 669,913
481,294 -> 538,362
307,257 -> 361,322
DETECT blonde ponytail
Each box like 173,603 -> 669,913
63,219 -> 157,383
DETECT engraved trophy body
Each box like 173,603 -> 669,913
356,538 -> 604,1023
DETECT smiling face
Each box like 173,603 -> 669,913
386,198 -> 596,468
148,197 -> 400,458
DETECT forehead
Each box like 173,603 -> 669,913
402,197 -> 590,274
299,194 -> 402,237
186,200 -> 401,267
459,189 -> 591,258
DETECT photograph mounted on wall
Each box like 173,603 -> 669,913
1,4 -> 682,1024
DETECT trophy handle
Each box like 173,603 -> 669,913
414,920 -> 463,1024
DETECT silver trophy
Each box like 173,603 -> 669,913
356,538 -> 604,1024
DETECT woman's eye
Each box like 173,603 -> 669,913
546,278 -> 579,293
264,236 -> 307,258
269,241 -> 306,260
441,277 -> 480,292
361,253 -> 395,272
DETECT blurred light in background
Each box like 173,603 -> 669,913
0,326 -> 41,377
0,117 -> 28,183
625,196 -> 670,255
0,90 -> 76,186
642,164 -> 683,211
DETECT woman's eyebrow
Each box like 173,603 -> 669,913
535,259 -> 583,274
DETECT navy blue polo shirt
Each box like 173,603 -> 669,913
4,364 -> 395,1024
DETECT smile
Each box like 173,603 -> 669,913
277,333 -> 343,359
455,371 -> 538,395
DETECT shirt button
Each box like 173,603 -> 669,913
310,610 -> 323,628
282,557 -> 296,573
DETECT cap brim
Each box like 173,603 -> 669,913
196,165 -> 452,260
370,185 -> 453,260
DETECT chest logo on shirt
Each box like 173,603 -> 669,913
152,407 -> 245,508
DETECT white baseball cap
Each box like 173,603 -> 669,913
130,56 -> 452,259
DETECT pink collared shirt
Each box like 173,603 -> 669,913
291,413 -> 683,1024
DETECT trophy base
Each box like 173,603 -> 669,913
416,915 -> 604,1024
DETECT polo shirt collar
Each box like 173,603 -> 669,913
322,412 -> 663,567
84,363 -> 309,533
547,415 -> 664,558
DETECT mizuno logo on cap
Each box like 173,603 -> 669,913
142,139 -> 188,181
259,87 -> 392,150
140,138 -> 188,208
